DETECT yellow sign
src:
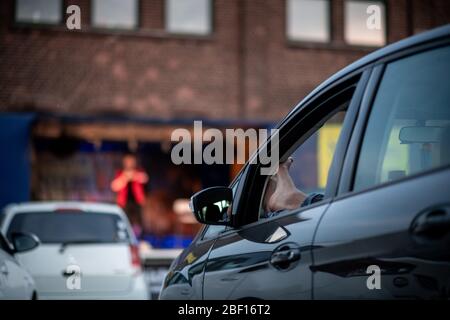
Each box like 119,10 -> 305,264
318,125 -> 342,188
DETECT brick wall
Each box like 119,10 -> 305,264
0,0 -> 449,123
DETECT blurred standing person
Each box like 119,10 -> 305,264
111,153 -> 148,237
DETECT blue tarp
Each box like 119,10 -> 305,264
0,113 -> 35,210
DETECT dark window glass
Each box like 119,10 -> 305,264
354,46 -> 450,191
166,0 -> 211,35
7,212 -> 130,244
92,0 -> 138,30
344,0 -> 386,46
286,0 -> 330,43
16,0 -> 62,24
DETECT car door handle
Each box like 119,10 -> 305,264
271,250 -> 300,265
270,243 -> 301,270
411,205 -> 450,239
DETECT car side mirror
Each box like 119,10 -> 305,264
190,187 -> 233,226
11,232 -> 40,253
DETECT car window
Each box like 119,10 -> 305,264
260,105 -> 350,218
6,212 -> 130,244
289,110 -> 347,194
354,45 -> 450,191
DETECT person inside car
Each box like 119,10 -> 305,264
263,157 -> 324,218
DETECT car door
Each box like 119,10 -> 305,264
202,70 -> 370,299
160,175 -> 242,299
312,43 -> 450,299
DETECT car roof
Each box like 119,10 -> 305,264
287,24 -> 450,118
2,201 -> 124,216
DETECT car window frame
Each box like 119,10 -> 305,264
336,38 -> 450,199
227,68 -> 370,229
257,106 -> 348,219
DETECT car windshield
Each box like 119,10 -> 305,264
6,212 -> 130,244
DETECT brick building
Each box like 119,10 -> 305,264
2,0 -> 449,120
0,0 -> 449,246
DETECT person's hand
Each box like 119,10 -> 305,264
111,170 -> 133,192
124,170 -> 135,181
133,171 -> 149,184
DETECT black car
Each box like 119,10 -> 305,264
160,25 -> 450,300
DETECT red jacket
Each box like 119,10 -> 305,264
114,170 -> 147,208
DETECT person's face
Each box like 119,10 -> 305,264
123,155 -> 137,170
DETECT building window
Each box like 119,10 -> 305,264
344,0 -> 386,46
286,0 -> 330,43
92,0 -> 138,30
15,0 -> 62,25
166,0 -> 212,35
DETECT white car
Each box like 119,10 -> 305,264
0,202 -> 149,300
0,231 -> 39,299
